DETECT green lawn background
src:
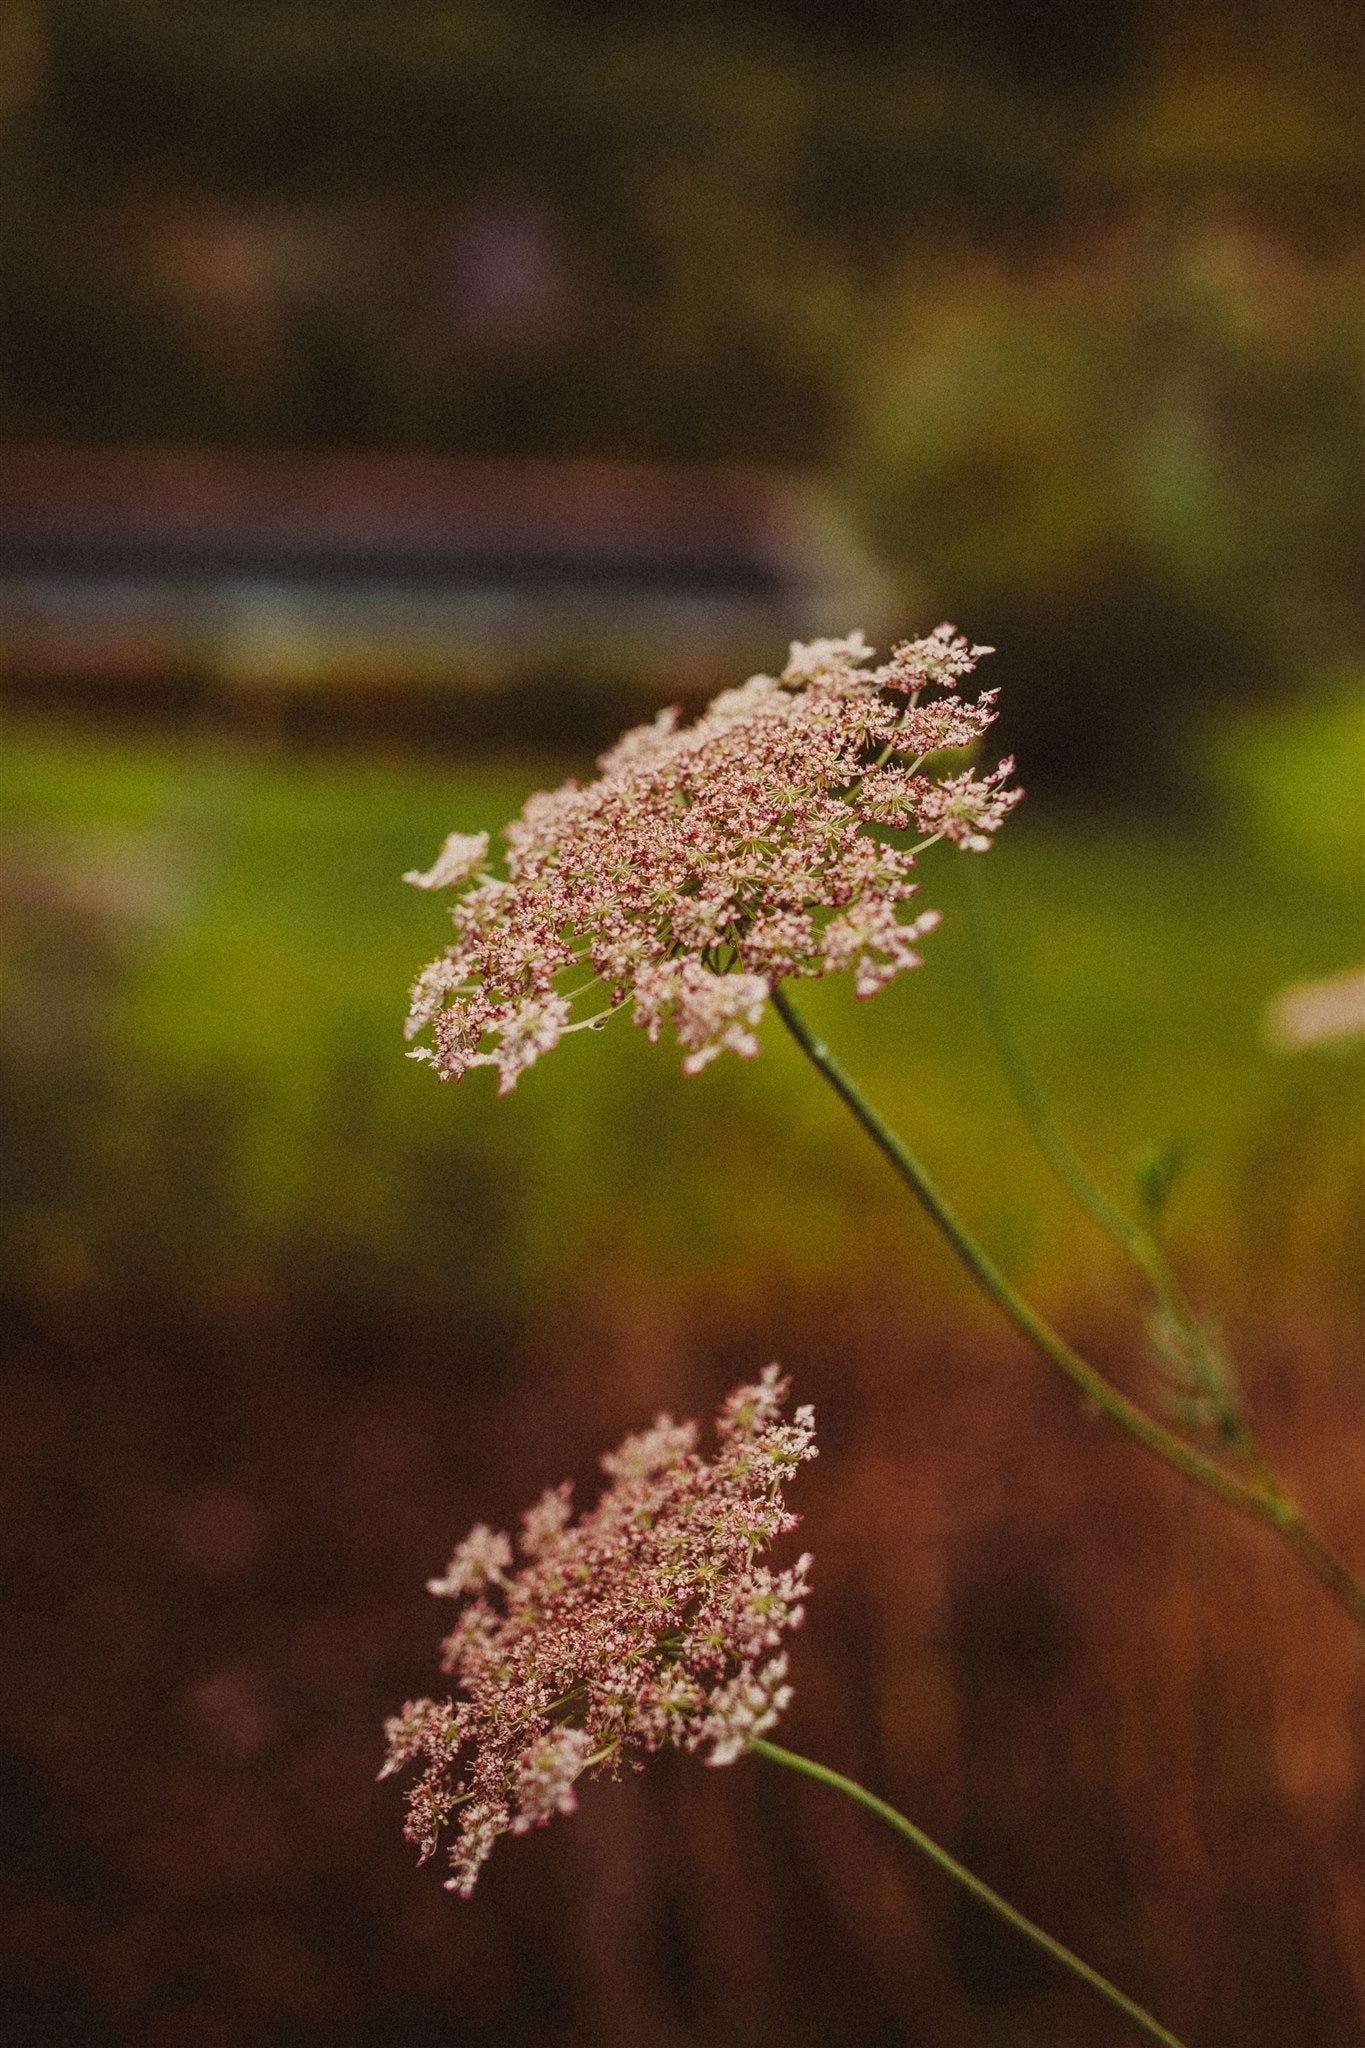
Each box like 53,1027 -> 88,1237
2,686 -> 1360,1346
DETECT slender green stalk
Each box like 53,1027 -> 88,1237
958,857 -> 1278,1486
750,1738 -> 1189,2048
958,861 -> 1185,1271
769,983 -> 1365,1631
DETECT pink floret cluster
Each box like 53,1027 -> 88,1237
404,627 -> 1021,1090
379,1367 -> 817,1897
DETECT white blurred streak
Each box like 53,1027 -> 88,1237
1263,967 -> 1365,1052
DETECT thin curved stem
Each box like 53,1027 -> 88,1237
769,982 -> 1365,1632
959,861 -> 1181,1265
958,857 -> 1279,1488
769,985 -> 1259,1509
750,1738 -> 1189,2048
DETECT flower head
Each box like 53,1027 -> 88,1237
380,1366 -> 816,1896
405,627 -> 1021,1088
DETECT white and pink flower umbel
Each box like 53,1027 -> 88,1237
404,628 -> 1021,1090
380,1367 -> 817,1897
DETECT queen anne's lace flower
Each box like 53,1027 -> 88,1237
405,627 -> 1021,1089
380,1367 -> 817,1896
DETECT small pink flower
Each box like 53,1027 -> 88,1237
703,1655 -> 796,1768
402,830 -> 491,891
425,1524 -> 512,1599
519,1481 -> 575,1556
380,1367 -> 817,1896
912,758 -> 1021,853
404,628 -> 1021,1087
509,1727 -> 596,1833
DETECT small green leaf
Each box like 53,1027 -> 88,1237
1134,1142 -> 1186,1223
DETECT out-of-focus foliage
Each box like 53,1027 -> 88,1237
5,2 -> 1355,461
851,220 -> 1360,641
1210,678 -> 1365,889
1,2 -> 1357,795
846,212 -> 1362,781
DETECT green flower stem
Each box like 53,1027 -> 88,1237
749,1737 -> 1189,2048
958,857 -> 1278,1490
769,984 -> 1365,1631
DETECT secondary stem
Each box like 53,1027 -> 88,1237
750,1738 -> 1189,2048
769,983 -> 1365,1632
957,857 -> 1277,1485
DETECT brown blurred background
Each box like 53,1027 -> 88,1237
1,2 -> 1362,2044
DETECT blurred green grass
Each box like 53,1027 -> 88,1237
1,688 -> 1360,1337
